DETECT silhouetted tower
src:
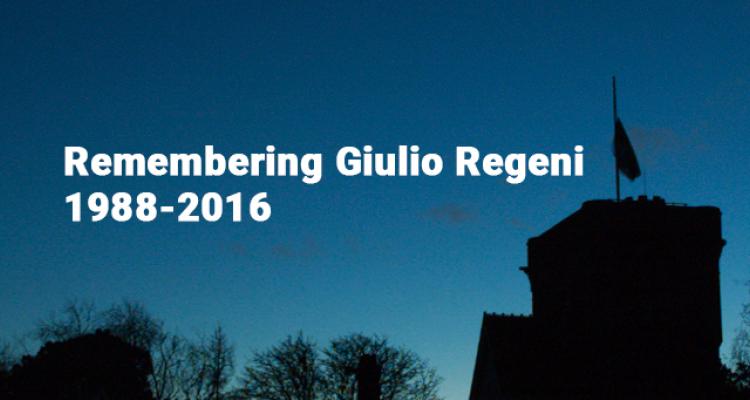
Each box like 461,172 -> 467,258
470,196 -> 725,399
356,354 -> 381,400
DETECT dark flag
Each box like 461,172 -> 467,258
614,118 -> 641,181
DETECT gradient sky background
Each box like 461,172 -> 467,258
2,2 -> 749,399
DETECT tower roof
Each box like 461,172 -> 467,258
528,196 -> 722,248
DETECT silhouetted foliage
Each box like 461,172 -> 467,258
0,342 -> 16,374
150,332 -> 186,400
178,325 -> 235,400
36,299 -> 99,342
736,362 -> 750,391
206,326 -> 235,400
177,339 -> 210,400
103,301 -> 164,351
36,300 -> 164,351
322,334 -> 442,400
33,300 -> 201,400
240,333 -> 442,400
727,282 -> 750,397
4,330 -> 153,400
14,301 -> 441,400
0,342 -> 13,397
241,332 -> 323,400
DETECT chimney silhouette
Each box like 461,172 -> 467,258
356,354 -> 381,400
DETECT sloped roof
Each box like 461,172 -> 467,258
469,313 -> 535,400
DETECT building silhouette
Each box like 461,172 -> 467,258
470,196 -> 725,399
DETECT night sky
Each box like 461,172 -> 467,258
2,2 -> 749,399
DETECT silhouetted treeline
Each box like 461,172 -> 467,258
2,296 -> 749,399
727,287 -> 750,398
239,332 -> 442,400
4,330 -> 153,400
0,300 -> 443,400
2,300 -> 235,400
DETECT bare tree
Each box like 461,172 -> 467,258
103,300 -> 164,351
178,325 -> 234,400
731,284 -> 750,393
402,364 -> 441,400
101,300 -> 186,400
179,340 -> 210,400
240,333 -> 441,400
150,333 -> 186,400
34,299 -> 192,400
322,334 -> 442,400
240,332 -> 322,400
207,325 -> 235,400
36,299 -> 99,342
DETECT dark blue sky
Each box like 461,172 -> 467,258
1,2 -> 749,398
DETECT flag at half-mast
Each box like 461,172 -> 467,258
613,116 -> 641,180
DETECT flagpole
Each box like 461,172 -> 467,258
613,76 -> 620,202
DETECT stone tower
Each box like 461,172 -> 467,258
470,196 -> 725,399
